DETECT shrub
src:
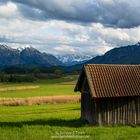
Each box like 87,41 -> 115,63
0,74 -> 9,82
8,74 -> 37,83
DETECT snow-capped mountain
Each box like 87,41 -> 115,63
0,44 -> 64,67
56,54 -> 94,66
17,45 -> 31,52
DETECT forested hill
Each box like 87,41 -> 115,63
86,42 -> 140,64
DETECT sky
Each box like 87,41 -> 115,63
0,0 -> 140,55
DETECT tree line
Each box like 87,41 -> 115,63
0,66 -> 65,83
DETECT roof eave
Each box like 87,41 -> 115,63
84,65 -> 97,98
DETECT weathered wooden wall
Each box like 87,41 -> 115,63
80,77 -> 93,123
81,92 -> 93,123
81,92 -> 140,125
93,96 -> 140,125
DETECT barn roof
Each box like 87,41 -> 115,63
75,64 -> 140,98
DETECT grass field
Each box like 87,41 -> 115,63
0,75 -> 78,98
0,103 -> 139,140
0,75 -> 139,140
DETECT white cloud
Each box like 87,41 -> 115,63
54,45 -> 76,53
0,18 -> 140,55
0,2 -> 19,19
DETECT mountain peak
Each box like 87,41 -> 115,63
20,46 -> 41,56
136,42 -> 140,46
0,44 -> 13,50
23,46 -> 38,52
17,45 -> 38,52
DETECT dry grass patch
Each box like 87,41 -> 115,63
60,81 -> 76,85
0,85 -> 40,91
0,95 -> 81,106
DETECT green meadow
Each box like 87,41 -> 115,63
0,103 -> 139,140
0,75 -> 78,98
0,75 -> 139,140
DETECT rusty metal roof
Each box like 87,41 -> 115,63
75,64 -> 140,98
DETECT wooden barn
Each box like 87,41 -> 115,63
75,64 -> 140,125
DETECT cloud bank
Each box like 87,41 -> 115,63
0,0 -> 140,55
5,0 -> 140,28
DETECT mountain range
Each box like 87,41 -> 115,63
0,43 -> 140,68
66,42 -> 140,71
0,45 -> 63,67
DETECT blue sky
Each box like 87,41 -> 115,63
0,0 -> 140,55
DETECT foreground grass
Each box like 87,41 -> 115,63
0,103 -> 139,140
0,75 -> 79,98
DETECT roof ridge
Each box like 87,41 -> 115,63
85,64 -> 140,67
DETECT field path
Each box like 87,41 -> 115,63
0,85 -> 40,91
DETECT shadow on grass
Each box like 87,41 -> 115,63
0,119 -> 87,128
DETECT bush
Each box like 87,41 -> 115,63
0,74 -> 9,82
8,74 -> 37,83
34,73 -> 62,79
